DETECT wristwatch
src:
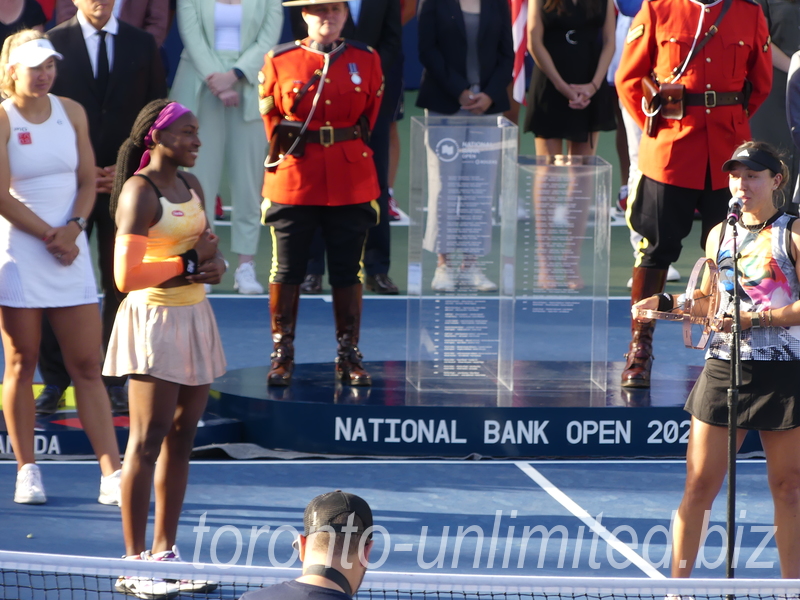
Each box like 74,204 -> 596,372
750,312 -> 762,328
67,217 -> 87,231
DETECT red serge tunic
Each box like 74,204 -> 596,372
259,39 -> 383,206
615,0 -> 772,191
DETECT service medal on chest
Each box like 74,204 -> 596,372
348,62 -> 362,85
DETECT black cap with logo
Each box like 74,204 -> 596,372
303,490 -> 373,537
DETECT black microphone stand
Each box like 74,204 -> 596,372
726,213 -> 742,581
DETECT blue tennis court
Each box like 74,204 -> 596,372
0,460 -> 784,580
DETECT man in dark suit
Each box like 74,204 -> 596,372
290,0 -> 403,295
55,0 -> 170,47
35,0 -> 167,415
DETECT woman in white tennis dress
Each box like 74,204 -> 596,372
0,30 -> 121,505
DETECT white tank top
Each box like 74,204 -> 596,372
3,95 -> 78,225
0,95 -> 96,308
214,2 -> 242,51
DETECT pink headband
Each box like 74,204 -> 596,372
136,102 -> 192,172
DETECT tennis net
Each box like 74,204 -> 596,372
2,550 -> 800,600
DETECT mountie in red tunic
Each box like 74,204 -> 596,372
615,0 -> 772,190
259,38 -> 383,206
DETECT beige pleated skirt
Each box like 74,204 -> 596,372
103,294 -> 227,386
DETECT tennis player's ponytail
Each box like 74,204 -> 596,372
110,98 -> 171,218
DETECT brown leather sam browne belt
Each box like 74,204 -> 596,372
684,91 -> 744,108
305,124 -> 364,147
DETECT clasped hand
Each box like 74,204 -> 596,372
186,229 -> 226,285
206,71 -> 240,106
43,225 -> 80,266
96,165 -> 116,195
563,83 -> 595,110
458,90 -> 492,115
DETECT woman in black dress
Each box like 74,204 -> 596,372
526,0 -> 615,290
525,0 -> 616,154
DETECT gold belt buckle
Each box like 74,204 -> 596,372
319,126 -> 334,147
704,91 -> 717,108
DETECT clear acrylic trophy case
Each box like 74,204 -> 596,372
515,155 -> 611,396
406,115 -> 518,399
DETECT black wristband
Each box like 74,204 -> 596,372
179,249 -> 199,275
656,293 -> 673,312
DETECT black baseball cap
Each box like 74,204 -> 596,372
722,147 -> 782,174
303,490 -> 373,537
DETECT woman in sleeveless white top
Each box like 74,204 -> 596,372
0,32 -> 120,506
0,94 -> 96,306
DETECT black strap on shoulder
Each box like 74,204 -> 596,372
785,214 -> 797,265
176,171 -> 192,190
671,0 -> 733,80
303,565 -> 352,597
134,173 -> 162,198
290,46 -> 346,114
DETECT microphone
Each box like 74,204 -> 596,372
727,198 -> 743,225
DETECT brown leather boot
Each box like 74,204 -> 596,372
332,284 -> 371,386
267,283 -> 299,386
621,266 -> 669,388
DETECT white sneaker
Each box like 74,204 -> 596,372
98,469 -> 121,506
116,553 -> 180,599
14,463 -> 46,504
462,265 -> 498,292
115,575 -> 179,599
234,262 -> 264,294
431,264 -> 456,292
150,546 -> 217,594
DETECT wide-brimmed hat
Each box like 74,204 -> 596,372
282,0 -> 350,7
8,38 -> 62,68
722,147 -> 783,174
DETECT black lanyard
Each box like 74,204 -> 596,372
303,564 -> 352,597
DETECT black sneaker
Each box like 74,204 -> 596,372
107,386 -> 129,414
35,385 -> 64,416
300,273 -> 323,294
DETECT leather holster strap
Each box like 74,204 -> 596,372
684,90 -> 744,108
305,124 -> 363,146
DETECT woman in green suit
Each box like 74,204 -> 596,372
171,0 -> 282,294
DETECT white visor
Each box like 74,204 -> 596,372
9,39 -> 63,68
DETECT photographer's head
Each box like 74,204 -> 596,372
295,491 -> 373,597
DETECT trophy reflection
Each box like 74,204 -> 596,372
533,155 -> 591,291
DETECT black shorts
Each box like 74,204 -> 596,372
685,358 -> 800,431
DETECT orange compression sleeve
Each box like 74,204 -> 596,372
114,233 -> 184,293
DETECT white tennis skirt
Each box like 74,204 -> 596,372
103,296 -> 227,386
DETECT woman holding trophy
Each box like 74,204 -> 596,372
633,141 -> 800,578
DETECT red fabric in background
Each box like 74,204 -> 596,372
35,0 -> 55,20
